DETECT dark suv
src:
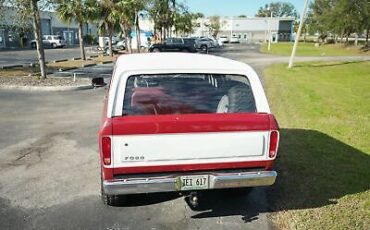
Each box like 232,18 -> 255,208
149,38 -> 197,52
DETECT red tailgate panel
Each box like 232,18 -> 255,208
112,113 -> 271,135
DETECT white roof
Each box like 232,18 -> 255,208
108,53 -> 271,117
115,53 -> 252,73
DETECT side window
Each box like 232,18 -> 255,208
173,38 -> 182,44
47,36 -> 52,40
165,38 -> 172,44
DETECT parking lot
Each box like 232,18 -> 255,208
0,46 -> 100,66
1,44 -> 369,230
0,44 -> 278,230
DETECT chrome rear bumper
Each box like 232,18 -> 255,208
103,170 -> 277,195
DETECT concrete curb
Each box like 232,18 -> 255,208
71,57 -> 81,60
0,84 -> 94,92
81,63 -> 96,68
99,61 -> 113,64
53,59 -> 68,63
58,67 -> 78,72
0,64 -> 23,69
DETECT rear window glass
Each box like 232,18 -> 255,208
122,74 -> 256,116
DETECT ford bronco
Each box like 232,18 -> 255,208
99,53 -> 279,206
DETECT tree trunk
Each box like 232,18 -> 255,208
78,22 -> 86,60
354,33 -> 358,47
135,12 -> 141,53
366,28 -> 369,46
31,0 -> 46,79
125,34 -> 132,53
108,32 -> 113,57
121,24 -> 132,53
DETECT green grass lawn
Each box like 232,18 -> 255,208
264,61 -> 370,229
260,42 -> 369,56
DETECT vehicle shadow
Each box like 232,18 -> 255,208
185,128 -> 370,222
113,192 -> 181,207
268,128 -> 370,211
186,188 -> 267,223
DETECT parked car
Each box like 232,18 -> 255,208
114,40 -> 125,50
219,35 -> 229,43
217,39 -> 224,47
149,37 -> 197,52
196,37 -> 215,52
230,36 -> 240,43
30,35 -> 66,48
99,53 -> 280,206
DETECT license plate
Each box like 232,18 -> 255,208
176,175 -> 209,191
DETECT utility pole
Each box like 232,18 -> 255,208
230,17 -> 233,39
288,0 -> 309,68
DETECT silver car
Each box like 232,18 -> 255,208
30,35 -> 66,48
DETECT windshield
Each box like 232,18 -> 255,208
122,73 -> 256,116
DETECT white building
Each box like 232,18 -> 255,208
193,16 -> 295,43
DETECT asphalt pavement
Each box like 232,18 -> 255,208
0,46 -> 100,66
1,44 -> 369,230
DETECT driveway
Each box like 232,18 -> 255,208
1,44 -> 368,230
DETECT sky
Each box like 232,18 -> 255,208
185,0 -> 306,17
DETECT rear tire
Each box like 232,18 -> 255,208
152,48 -> 160,52
200,45 -> 208,52
101,176 -> 119,206
52,43 -> 57,48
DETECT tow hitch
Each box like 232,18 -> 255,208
185,191 -> 200,208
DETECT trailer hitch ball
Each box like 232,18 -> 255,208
189,192 -> 199,207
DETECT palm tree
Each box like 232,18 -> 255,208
55,0 -> 97,60
116,0 -> 134,53
98,0 -> 121,57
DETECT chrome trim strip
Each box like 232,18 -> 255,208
103,170 -> 277,195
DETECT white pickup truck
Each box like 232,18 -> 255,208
99,53 -> 279,206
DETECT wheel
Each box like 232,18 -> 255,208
101,176 -> 119,206
52,43 -> 57,48
200,45 -> 208,52
152,48 -> 160,52
217,84 -> 256,113
31,42 -> 36,48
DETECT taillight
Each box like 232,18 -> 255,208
102,137 -> 111,165
269,130 -> 279,158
